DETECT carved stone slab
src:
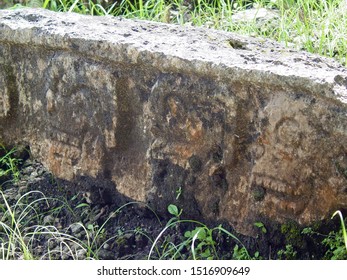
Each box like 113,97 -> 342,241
0,8 -> 347,235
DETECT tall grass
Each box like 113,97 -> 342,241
0,190 -> 48,259
0,145 -> 22,182
332,211 -> 347,253
0,189 -> 162,259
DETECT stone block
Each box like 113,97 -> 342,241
0,8 -> 347,235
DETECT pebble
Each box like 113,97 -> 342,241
43,215 -> 55,225
69,223 -> 84,234
76,249 -> 87,260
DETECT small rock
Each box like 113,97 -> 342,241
43,215 -> 55,225
30,171 -> 39,178
97,249 -> 114,260
48,240 -> 57,250
69,223 -> 84,234
22,166 -> 34,175
76,249 -> 87,260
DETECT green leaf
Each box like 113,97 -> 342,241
254,222 -> 267,233
302,227 -> 313,235
201,248 -> 211,258
75,203 -> 90,209
167,204 -> 179,216
197,228 -> 207,240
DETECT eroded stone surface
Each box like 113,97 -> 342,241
0,8 -> 347,235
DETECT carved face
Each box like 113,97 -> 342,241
250,94 -> 347,222
42,55 -> 117,179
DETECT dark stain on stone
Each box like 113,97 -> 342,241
334,154 -> 347,181
21,14 -> 43,23
186,174 -> 196,185
334,75 -> 347,88
210,166 -> 228,189
115,77 -> 135,151
226,38 -> 247,50
252,185 -> 266,201
150,159 -> 201,218
188,155 -> 202,173
261,117 -> 269,129
153,159 -> 186,196
211,198 -> 220,215
210,145 -> 223,163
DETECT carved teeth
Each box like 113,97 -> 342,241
255,176 -> 263,185
269,196 -> 306,216
279,200 -> 306,216
253,174 -> 305,197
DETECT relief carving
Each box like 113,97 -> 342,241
148,74 -> 238,219
149,74 -> 236,165
41,55 -> 118,179
250,93 -> 347,223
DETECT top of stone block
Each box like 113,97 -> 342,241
0,8 -> 346,103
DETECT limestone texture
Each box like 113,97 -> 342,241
0,8 -> 347,235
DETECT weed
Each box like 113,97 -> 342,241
321,211 -> 347,260
0,145 -> 22,183
254,221 -> 267,234
300,211 -> 347,260
0,190 -> 49,259
332,210 -> 347,252
167,204 -> 182,218
277,244 -> 297,260
175,187 -> 182,200
148,204 -> 252,260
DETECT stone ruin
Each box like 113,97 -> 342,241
0,8 -> 346,236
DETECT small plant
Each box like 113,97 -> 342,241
254,221 -> 267,234
185,226 -> 217,260
175,187 -> 182,200
332,210 -> 347,253
167,204 -> 182,219
148,205 -> 251,260
277,244 -> 297,260
321,210 -> 347,260
233,244 -> 252,260
0,145 -> 22,183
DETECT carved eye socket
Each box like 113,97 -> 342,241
253,144 -> 265,160
275,118 -> 302,148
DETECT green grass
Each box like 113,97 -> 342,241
0,145 -> 22,182
0,188 -> 256,260
2,0 -> 347,66
149,204 -> 258,260
0,188 -> 137,259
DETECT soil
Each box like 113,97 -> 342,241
0,156 -> 342,260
